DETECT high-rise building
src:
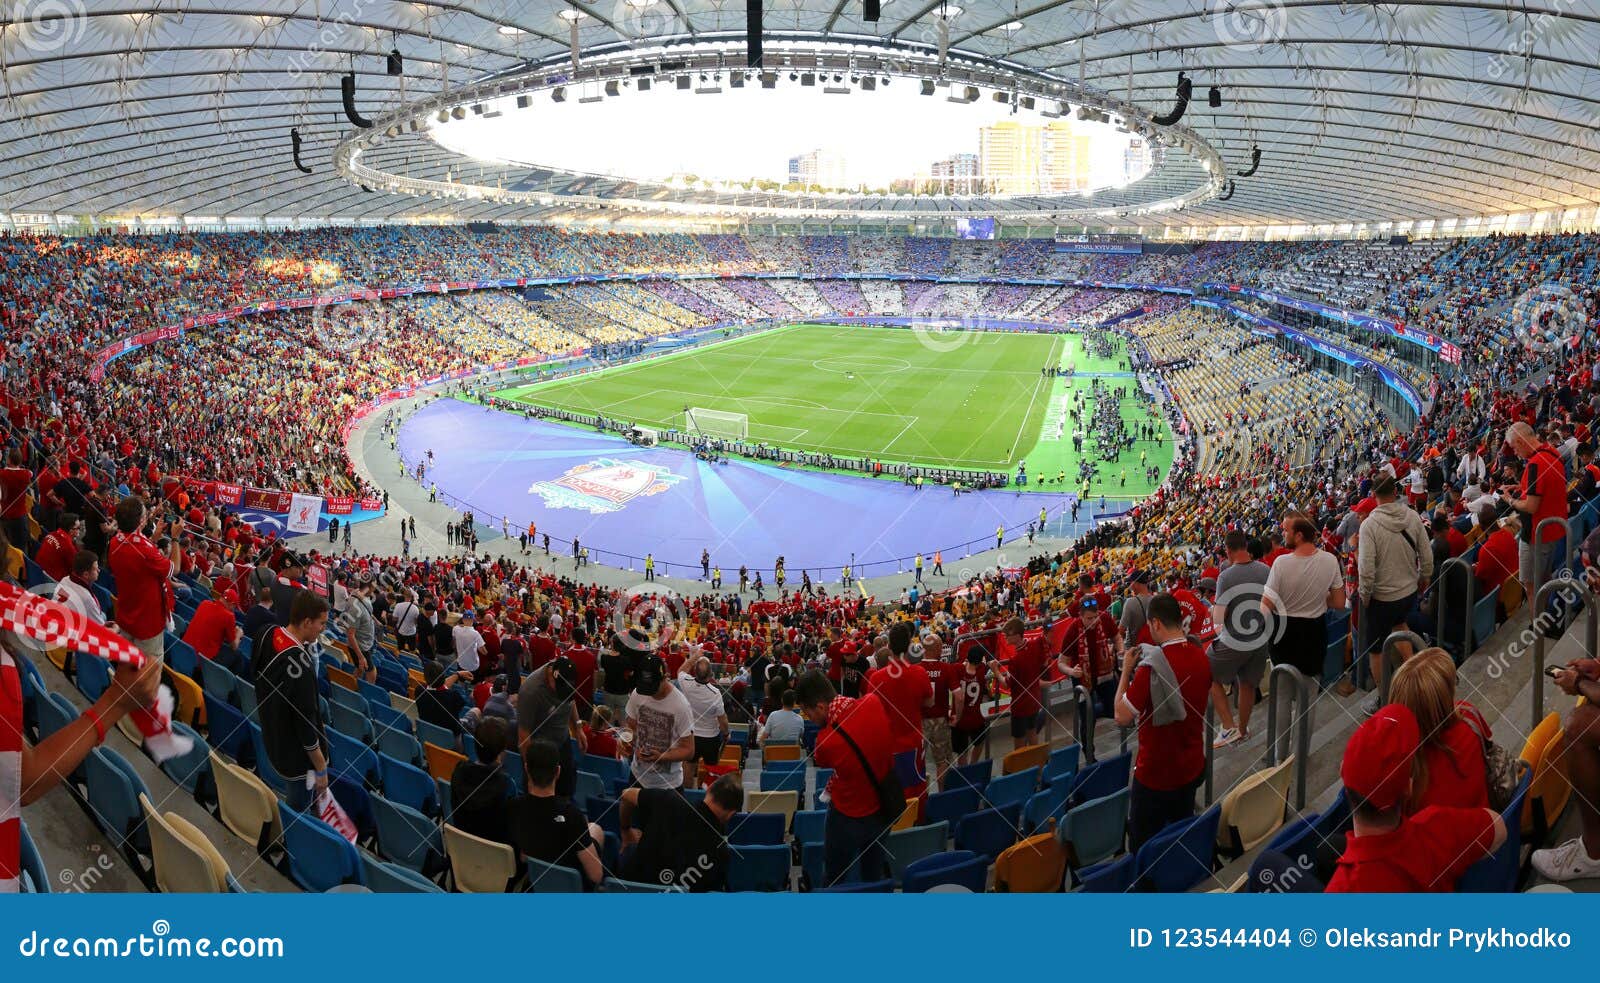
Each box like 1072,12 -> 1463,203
979,121 -> 1092,193
929,152 -> 979,194
1122,138 -> 1149,184
786,149 -> 849,189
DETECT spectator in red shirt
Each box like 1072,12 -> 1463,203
33,512 -> 80,583
917,632 -> 958,789
183,589 -> 245,672
797,669 -> 895,886
1114,593 -> 1212,851
564,626 -> 598,717
1474,513 -> 1520,601
0,448 -> 32,550
1504,421 -> 1568,589
527,616 -> 558,674
1001,617 -> 1048,749
1326,705 -> 1503,892
107,496 -> 181,659
866,622 -> 931,754
1389,648 -> 1489,812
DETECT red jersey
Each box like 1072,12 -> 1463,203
527,634 -> 557,671
953,666 -> 989,731
1325,806 -> 1498,892
1520,445 -> 1567,543
107,531 -> 173,642
1123,638 -> 1211,791
814,695 -> 895,820
181,599 -> 236,660
1005,636 -> 1049,717
921,659 -> 957,719
867,660 -> 930,753
0,466 -> 31,520
564,645 -> 597,712
33,529 -> 76,583
1061,612 -> 1117,682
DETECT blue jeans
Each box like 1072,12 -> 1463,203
822,806 -> 891,886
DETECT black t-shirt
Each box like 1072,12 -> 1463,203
621,788 -> 727,892
510,794 -> 594,882
417,687 -> 467,736
600,650 -> 637,695
433,618 -> 456,656
449,761 -> 510,845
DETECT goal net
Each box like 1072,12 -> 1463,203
684,407 -> 749,440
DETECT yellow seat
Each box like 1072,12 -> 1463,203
1002,742 -> 1049,775
166,668 -> 206,728
443,823 -> 518,893
1500,578 -> 1525,618
141,794 -> 230,893
424,742 -> 468,783
745,790 -> 799,829
45,646 -> 70,673
211,752 -> 281,853
763,743 -> 802,763
891,799 -> 918,831
994,819 -> 1066,892
1217,757 -> 1293,855
326,665 -> 360,692
1521,712 -> 1571,837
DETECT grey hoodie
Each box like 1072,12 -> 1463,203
1357,500 -> 1434,603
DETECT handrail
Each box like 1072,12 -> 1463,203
1531,577 -> 1598,723
1073,684 -> 1096,764
1263,663 -> 1312,809
1433,554 -> 1476,661
1203,699 -> 1215,806
1532,516 -> 1575,601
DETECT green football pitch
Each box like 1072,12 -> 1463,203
489,323 -> 1174,496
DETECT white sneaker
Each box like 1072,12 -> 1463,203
1212,727 -> 1241,749
1531,837 -> 1600,882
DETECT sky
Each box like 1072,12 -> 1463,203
429,83 -> 1144,190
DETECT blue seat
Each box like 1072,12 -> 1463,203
791,809 -> 827,845
234,679 -> 258,719
955,802 -> 1022,860
813,878 -> 893,893
1458,768 -> 1533,893
587,795 -> 622,838
526,856 -> 586,893
925,786 -> 981,828
85,747 -> 150,857
358,678 -> 391,707
727,844 -> 792,892
277,802 -> 363,892
728,811 -> 786,846
800,840 -> 827,890
887,821 -> 951,884
165,636 -> 200,678
327,684 -> 369,715
573,771 -> 606,810
246,721 -> 293,794
682,787 -> 706,807
580,754 -> 629,793
1041,744 -> 1082,786
378,728 -> 423,767
18,821 -> 49,893
1065,751 -> 1131,806
1260,812 -> 1321,881
762,757 -> 805,773
38,691 -> 79,740
414,717 -> 456,752
760,767 -> 806,794
1061,788 -> 1130,871
197,657 -> 237,704
75,654 -> 110,702
378,752 -> 439,816
159,722 -> 215,803
328,727 -> 382,787
903,850 -> 989,893
1075,853 -> 1136,893
1473,591 -> 1498,647
809,768 -> 834,809
328,701 -> 373,744
984,767 -> 1040,810
204,695 -> 254,766
368,700 -> 414,738
1134,805 -> 1221,892
1022,781 -> 1074,834
362,855 -> 443,893
603,876 -> 670,893
945,760 -> 991,795
370,793 -> 444,875
24,555 -> 51,589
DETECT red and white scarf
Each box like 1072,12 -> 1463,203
1,649 -> 20,893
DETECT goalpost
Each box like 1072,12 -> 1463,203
683,407 -> 749,440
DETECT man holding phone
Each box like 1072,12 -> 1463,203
1534,659 -> 1600,881
1502,421 -> 1567,591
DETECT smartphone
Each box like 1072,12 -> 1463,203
1546,665 -> 1565,678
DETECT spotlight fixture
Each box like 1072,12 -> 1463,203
677,75 -> 691,89
1216,179 -> 1236,201
1207,85 -> 1221,108
946,84 -> 978,103
451,106 -> 466,119
637,77 -> 651,91
605,80 -> 621,96
800,72 -> 815,86
859,76 -> 876,91
1040,100 -> 1069,118
759,70 -> 778,88
551,86 -> 567,102
386,48 -> 403,76
516,94 -> 531,109
920,79 -> 936,96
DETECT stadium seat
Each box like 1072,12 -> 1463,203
603,876 -> 670,893
745,789 -> 799,828
379,728 -> 424,768
367,700 -> 414,738
728,811 -> 787,846
886,821 -> 951,884
955,801 -> 1022,860
903,851 -> 989,893
759,767 -> 806,795
526,856 -> 585,893
84,746 -> 150,860
423,741 -> 468,783
443,823 -> 519,893
891,799 -> 919,831
763,743 -> 803,762
38,690 -> 79,742
18,821 -> 49,894
159,722 -> 216,804
1060,788 -> 1130,871
204,695 -> 253,765
1217,758 -> 1294,857
944,759 -> 991,796
328,727 -> 383,788
197,658 -> 237,705
211,752 -> 281,854
813,878 -> 894,893
791,809 -> 827,846
995,820 -> 1068,892
371,793 -> 444,876
1065,751 -> 1132,806
1022,780 -> 1074,835
75,654 -> 110,703
573,771 -> 606,810
166,637 -> 200,679
1134,806 -> 1221,892
414,719 -> 457,753
925,786 -> 982,829
165,669 -> 206,729
246,722 -> 291,795
1522,712 -> 1571,841
235,679 -> 258,719
727,844 -> 793,892
1459,766 -> 1533,893
278,802 -> 363,892
141,794 -> 237,893
326,664 -> 360,692
1075,853 -> 1137,893
363,855 -> 444,894
982,767 -> 1040,810
378,752 -> 440,816
1003,743 -> 1050,775
327,683 -> 369,716
1041,744 -> 1082,787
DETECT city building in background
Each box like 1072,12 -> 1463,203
979,120 -> 1093,194
787,148 -> 850,189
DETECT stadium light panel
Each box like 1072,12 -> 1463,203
759,71 -> 778,88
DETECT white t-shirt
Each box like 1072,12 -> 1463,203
1263,550 -> 1343,619
394,600 -> 421,637
675,673 -> 726,739
625,687 -> 694,789
452,624 -> 485,671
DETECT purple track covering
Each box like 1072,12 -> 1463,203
398,398 -> 1082,579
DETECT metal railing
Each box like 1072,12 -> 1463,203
1532,516 -> 1576,601
1073,684 -> 1096,764
1263,663 -> 1313,809
1531,577 -> 1598,723
1203,699 -> 1216,806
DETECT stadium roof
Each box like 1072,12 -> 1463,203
3,1 -> 1598,231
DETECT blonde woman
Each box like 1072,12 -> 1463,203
1388,648 -> 1490,812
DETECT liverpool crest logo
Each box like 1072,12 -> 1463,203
529,458 -> 684,514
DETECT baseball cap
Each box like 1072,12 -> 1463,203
547,656 -> 577,700
1123,569 -> 1150,587
1197,576 -> 1217,594
633,655 -> 666,695
223,588 -> 239,605
460,609 -> 475,621
1340,704 -> 1420,811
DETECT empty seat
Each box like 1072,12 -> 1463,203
1134,806 -> 1221,892
423,741 -> 468,784
1002,743 -> 1049,775
371,793 -> 445,876
902,850 -> 989,893
443,823 -> 518,893
995,820 -> 1068,892
726,844 -> 792,892
378,751 -> 440,816
526,855 -> 586,893
362,854 -> 444,893
955,801 -> 1021,860
1217,758 -> 1294,857
1060,788 -> 1130,870
141,794 -> 233,893
744,789 -> 799,829
278,802 -> 363,892
886,821 -> 951,884
211,752 -> 281,854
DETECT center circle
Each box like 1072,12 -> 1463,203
812,354 -> 913,374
